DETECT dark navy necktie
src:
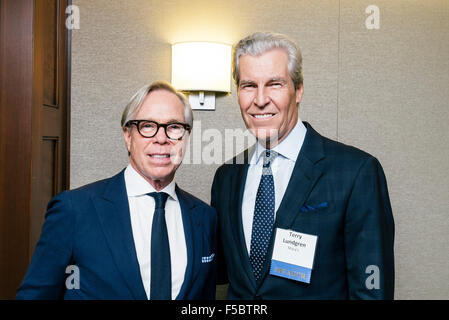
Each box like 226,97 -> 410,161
249,150 -> 278,281
149,192 -> 171,300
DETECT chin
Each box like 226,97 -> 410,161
249,126 -> 279,141
257,135 -> 277,146
138,165 -> 171,181
150,170 -> 174,182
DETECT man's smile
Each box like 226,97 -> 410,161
251,113 -> 276,120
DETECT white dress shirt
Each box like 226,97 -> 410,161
242,116 -> 307,255
124,164 -> 187,300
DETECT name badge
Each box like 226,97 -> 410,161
269,228 -> 318,284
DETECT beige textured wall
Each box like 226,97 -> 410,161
71,0 -> 449,299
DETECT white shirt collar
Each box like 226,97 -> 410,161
251,115 -> 307,164
124,164 -> 178,201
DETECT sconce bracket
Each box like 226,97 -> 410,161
188,91 -> 215,110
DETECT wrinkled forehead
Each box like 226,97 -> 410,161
238,49 -> 290,78
134,89 -> 185,121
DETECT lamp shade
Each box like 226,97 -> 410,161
171,42 -> 231,92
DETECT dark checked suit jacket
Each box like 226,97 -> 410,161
211,122 -> 395,299
17,170 -> 217,300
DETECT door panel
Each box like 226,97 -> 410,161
0,0 -> 70,299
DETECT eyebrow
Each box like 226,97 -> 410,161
138,118 -> 185,124
267,77 -> 288,84
164,119 -> 185,124
239,80 -> 256,87
239,78 -> 288,86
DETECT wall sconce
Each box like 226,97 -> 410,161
171,42 -> 231,110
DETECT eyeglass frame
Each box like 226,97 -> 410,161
124,119 -> 192,140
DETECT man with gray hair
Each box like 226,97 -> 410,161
212,32 -> 394,299
17,81 -> 217,300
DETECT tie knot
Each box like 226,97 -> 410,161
263,150 -> 278,168
149,192 -> 169,209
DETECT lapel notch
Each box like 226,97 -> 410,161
275,122 -> 326,229
92,170 -> 147,300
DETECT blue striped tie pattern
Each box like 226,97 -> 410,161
249,150 -> 278,281
149,192 -> 171,300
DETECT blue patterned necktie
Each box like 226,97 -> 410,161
149,192 -> 171,300
249,150 -> 278,281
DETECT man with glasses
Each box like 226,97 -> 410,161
17,81 -> 217,300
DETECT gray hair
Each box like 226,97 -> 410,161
232,32 -> 303,89
121,81 -> 193,128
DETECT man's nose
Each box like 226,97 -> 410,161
254,87 -> 270,108
154,126 -> 169,143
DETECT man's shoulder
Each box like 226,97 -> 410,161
300,122 -> 374,165
214,148 -> 250,177
302,122 -> 375,165
177,187 -> 215,212
57,170 -> 125,201
213,161 -> 240,187
321,135 -> 373,162
313,130 -> 385,181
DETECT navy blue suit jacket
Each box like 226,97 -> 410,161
17,170 -> 217,300
211,122 -> 394,299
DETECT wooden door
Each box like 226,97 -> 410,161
0,0 -> 70,299
30,0 -> 70,255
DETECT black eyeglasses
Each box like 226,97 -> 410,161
125,120 -> 191,140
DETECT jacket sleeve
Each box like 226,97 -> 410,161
344,156 -> 395,299
16,191 -> 75,299
210,167 -> 229,285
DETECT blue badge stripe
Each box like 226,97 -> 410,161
270,259 -> 313,284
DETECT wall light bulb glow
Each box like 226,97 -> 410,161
171,42 -> 231,92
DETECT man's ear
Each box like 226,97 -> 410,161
123,127 -> 132,153
296,83 -> 304,104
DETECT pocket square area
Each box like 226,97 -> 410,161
300,202 -> 328,212
202,253 -> 215,263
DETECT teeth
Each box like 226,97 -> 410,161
152,154 -> 169,158
254,114 -> 274,119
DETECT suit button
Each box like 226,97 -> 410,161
254,295 -> 262,300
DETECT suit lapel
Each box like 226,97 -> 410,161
275,122 -> 325,229
174,186 -> 197,300
229,148 -> 259,289
258,122 -> 326,282
92,170 -> 147,300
